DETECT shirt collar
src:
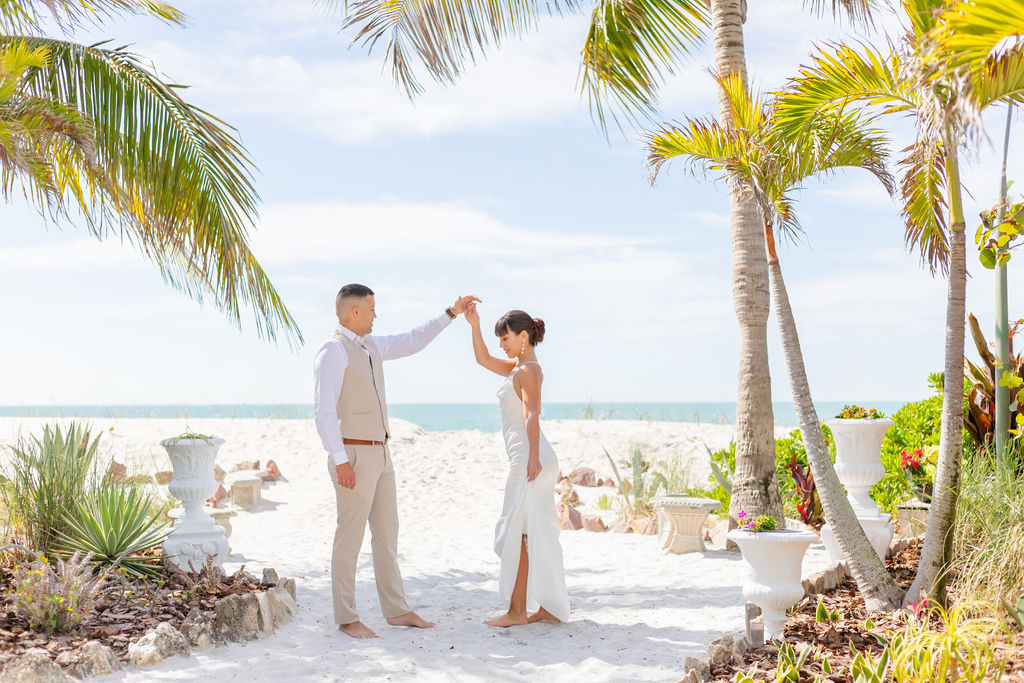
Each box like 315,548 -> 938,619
336,325 -> 360,342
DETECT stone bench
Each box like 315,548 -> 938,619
653,495 -> 721,554
226,470 -> 263,507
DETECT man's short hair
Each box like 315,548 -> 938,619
336,284 -> 374,319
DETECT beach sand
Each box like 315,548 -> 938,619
0,417 -> 831,682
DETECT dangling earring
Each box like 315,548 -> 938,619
520,338 -> 526,357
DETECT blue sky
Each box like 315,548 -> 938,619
1,0 -> 1022,406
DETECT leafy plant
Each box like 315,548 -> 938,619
963,312 -> 1023,446
814,596 -> 840,622
167,429 -> 217,443
737,511 -> 776,532
1002,593 -> 1024,631
0,423 -> 101,554
888,603 -> 1005,682
602,447 -> 668,521
836,405 -> 885,419
13,553 -> 100,633
56,485 -> 170,578
773,642 -> 813,683
849,645 -> 889,683
597,494 -> 613,511
976,192 -> 1024,270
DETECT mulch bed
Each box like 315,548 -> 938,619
0,562 -> 271,675
708,540 -> 1024,681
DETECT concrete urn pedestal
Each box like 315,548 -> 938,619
728,528 -> 819,640
161,437 -> 230,570
819,418 -> 895,563
653,495 -> 720,553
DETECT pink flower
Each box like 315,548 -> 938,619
737,510 -> 747,519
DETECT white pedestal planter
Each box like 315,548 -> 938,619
727,528 -> 818,640
819,418 -> 895,564
653,495 -> 721,554
161,437 -> 229,570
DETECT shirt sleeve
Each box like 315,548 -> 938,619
313,340 -> 351,465
370,313 -> 454,361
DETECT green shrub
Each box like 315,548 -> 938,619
603,447 -> 668,521
0,423 -> 101,554
13,553 -> 100,633
57,485 -> 170,578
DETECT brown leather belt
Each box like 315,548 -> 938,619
342,438 -> 388,446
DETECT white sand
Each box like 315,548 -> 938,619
0,417 -> 832,682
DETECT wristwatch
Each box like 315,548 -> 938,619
445,307 -> 457,320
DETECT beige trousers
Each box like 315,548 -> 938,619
327,445 -> 410,624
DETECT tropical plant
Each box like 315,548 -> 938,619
888,602 -> 1005,682
836,405 -> 885,419
0,2 -> 301,345
963,312 -> 1024,445
647,72 -> 904,610
0,422 -> 100,554
56,485 -> 170,578
735,510 -> 776,532
776,0 -> 1024,605
12,552 -> 100,633
815,596 -> 840,622
603,447 -> 668,520
1003,593 -> 1024,631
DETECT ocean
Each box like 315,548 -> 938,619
0,402 -> 908,433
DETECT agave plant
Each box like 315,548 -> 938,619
57,485 -> 170,578
602,447 -> 668,520
963,313 -> 1024,445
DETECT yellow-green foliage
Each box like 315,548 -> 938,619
13,553 -> 99,633
887,603 -> 1005,682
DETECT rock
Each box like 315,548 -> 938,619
214,593 -> 261,642
262,567 -> 279,585
127,623 -> 190,669
823,568 -> 839,592
206,483 -> 229,507
180,608 -> 223,649
676,671 -> 700,683
231,460 -> 260,472
280,577 -> 297,600
707,633 -> 734,664
155,470 -> 173,485
569,467 -> 597,487
557,504 -> 583,530
125,474 -> 153,485
630,517 -> 658,535
213,464 -> 226,483
684,656 -> 711,683
104,461 -> 127,484
261,460 -> 281,482
2,650 -> 73,682
581,514 -> 607,532
238,570 -> 259,584
267,586 -> 297,628
601,478 -> 616,487
75,641 -> 121,678
556,471 -> 565,483
733,636 -> 750,657
609,520 -> 632,533
559,486 -> 581,506
256,592 -> 274,637
809,572 -> 826,595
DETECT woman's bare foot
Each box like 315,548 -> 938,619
527,607 -> 561,624
484,612 -> 529,627
386,611 -> 436,628
339,621 -> 378,639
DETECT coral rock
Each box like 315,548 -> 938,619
261,460 -> 282,482
3,650 -> 73,682
214,593 -> 261,643
581,514 -> 607,532
569,467 -> 597,487
75,641 -> 121,678
268,586 -> 297,629
127,623 -> 190,669
180,607 -> 224,649
557,504 -> 583,530
155,470 -> 173,485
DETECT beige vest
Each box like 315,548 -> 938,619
332,331 -> 390,441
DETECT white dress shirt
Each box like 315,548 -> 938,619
314,314 -> 453,465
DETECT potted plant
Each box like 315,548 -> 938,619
727,513 -> 818,640
159,431 -> 229,570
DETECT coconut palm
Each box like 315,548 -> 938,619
775,0 -> 1024,604
647,73 -> 905,610
333,0 -> 880,525
0,1 -> 302,346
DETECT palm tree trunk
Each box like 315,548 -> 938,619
764,222 -> 903,611
710,0 -> 784,528
906,143 -> 967,606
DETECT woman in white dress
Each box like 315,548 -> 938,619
464,303 -> 569,627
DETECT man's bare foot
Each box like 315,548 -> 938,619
386,611 -> 436,629
527,607 -> 561,624
484,612 -> 529,627
339,621 -> 378,639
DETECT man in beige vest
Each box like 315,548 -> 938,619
314,283 -> 478,639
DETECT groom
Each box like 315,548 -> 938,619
314,284 -> 478,639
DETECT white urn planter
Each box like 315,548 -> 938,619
160,436 -> 229,570
819,418 -> 895,563
727,528 -> 818,640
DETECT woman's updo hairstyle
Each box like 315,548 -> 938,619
494,310 -> 545,345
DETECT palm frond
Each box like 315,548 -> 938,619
580,0 -> 708,130
903,0 -> 945,39
646,115 -> 736,183
898,140 -> 949,272
801,0 -> 879,28
971,49 -> 1024,108
10,37 -> 302,347
345,0 -> 574,98
934,0 -> 1024,64
0,1 -> 184,35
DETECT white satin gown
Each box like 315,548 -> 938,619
492,363 -> 570,621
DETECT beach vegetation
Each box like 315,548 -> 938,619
602,447 -> 668,520
887,603 -> 1006,682
736,511 -> 776,532
656,453 -> 694,494
0,3 -> 301,347
12,552 -> 100,633
56,485 -> 170,578
0,422 -> 101,554
963,313 -> 1024,447
835,405 -> 885,420
597,493 -> 613,511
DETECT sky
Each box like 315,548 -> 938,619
1,0 -> 1022,407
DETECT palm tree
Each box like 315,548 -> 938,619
0,1 -> 302,346
333,0 -> 880,526
776,0 -> 1024,604
646,73 -> 906,610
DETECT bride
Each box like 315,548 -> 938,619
464,303 -> 569,627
